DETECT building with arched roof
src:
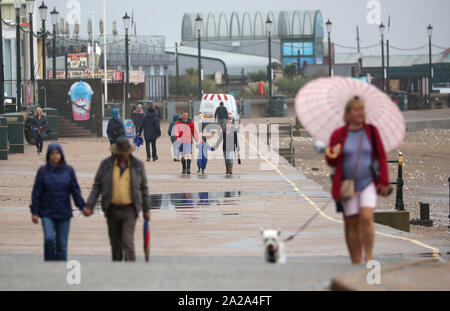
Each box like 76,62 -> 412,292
181,10 -> 325,70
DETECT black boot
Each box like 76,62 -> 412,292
181,159 -> 186,174
186,159 -> 191,175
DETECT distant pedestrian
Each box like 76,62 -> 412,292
85,137 -> 151,262
326,97 -> 391,265
168,114 -> 180,161
106,108 -> 126,145
196,136 -> 215,174
174,111 -> 199,175
214,102 -> 229,130
31,107 -> 47,154
143,107 -> 161,162
30,143 -> 90,261
215,121 -> 240,175
131,104 -> 145,136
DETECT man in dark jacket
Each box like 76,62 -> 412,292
106,108 -> 126,145
31,107 -> 48,154
30,143 -> 89,261
85,137 -> 151,262
143,107 -> 161,162
214,102 -> 229,130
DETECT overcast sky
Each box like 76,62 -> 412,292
41,0 -> 449,55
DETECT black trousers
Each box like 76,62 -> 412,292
36,134 -> 44,153
145,138 -> 157,159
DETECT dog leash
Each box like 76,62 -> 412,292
283,199 -> 333,243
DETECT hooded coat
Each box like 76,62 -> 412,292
167,115 -> 179,143
30,144 -> 85,219
106,109 -> 126,143
143,108 -> 161,140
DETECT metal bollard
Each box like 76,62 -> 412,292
395,152 -> 405,211
448,177 -> 450,230
266,121 -> 270,146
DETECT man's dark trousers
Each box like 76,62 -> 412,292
145,138 -> 157,159
107,204 -> 137,261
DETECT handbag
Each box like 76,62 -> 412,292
340,130 -> 365,201
369,125 -> 380,180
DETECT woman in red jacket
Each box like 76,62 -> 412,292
326,97 -> 391,265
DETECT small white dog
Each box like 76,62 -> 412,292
261,229 -> 286,264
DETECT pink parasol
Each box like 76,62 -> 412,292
295,77 -> 405,152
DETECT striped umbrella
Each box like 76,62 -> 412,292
144,219 -> 150,262
295,77 -> 405,152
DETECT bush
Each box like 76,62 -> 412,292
240,81 -> 278,98
169,68 -> 217,97
283,64 -> 297,78
274,75 -> 308,96
248,70 -> 267,82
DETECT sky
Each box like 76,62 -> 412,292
39,0 -> 450,56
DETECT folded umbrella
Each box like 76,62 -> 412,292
143,218 -> 150,262
295,77 -> 405,152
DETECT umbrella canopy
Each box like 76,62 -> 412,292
144,219 -> 150,262
295,77 -> 405,152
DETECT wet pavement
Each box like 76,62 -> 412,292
0,121 -> 447,290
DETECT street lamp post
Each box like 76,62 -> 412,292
0,0 -> 5,114
326,19 -> 332,77
379,22 -> 386,92
39,2 -> 47,79
266,17 -> 273,97
427,24 -> 433,95
195,14 -> 203,100
14,0 -> 22,111
27,0 -> 35,82
123,12 -> 130,108
50,7 -> 58,80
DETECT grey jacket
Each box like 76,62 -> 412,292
86,155 -> 151,217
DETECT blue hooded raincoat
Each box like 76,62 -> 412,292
30,144 -> 86,219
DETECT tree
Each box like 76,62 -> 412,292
283,64 -> 297,78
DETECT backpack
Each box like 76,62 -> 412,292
109,118 -> 123,140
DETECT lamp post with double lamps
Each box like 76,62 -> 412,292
427,24 -> 433,95
0,0 -> 5,113
195,14 -> 203,100
26,0 -> 35,82
379,22 -> 386,92
266,17 -> 273,97
50,7 -> 58,80
14,0 -> 22,111
123,12 -> 130,108
325,19 -> 332,77
38,1 -> 47,79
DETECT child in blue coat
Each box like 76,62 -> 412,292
195,136 -> 215,174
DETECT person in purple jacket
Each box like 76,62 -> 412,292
30,143 -> 91,261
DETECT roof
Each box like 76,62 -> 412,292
182,10 -> 324,41
335,53 -> 450,67
166,45 -> 280,75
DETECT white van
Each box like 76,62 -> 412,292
198,94 -> 240,130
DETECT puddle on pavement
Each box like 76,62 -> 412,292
149,190 -> 298,210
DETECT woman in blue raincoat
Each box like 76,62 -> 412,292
30,143 -> 91,261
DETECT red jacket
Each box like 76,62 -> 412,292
174,118 -> 199,143
325,124 -> 389,201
